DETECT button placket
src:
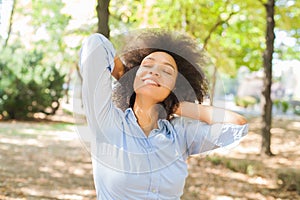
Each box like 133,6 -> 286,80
146,136 -> 160,199
149,171 -> 160,199
146,136 -> 155,153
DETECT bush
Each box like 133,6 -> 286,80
206,156 -> 260,176
0,45 -> 65,120
274,99 -> 290,113
277,168 -> 300,194
234,96 -> 257,108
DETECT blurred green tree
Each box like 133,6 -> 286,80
126,0 -> 299,156
0,44 -> 65,119
46,0 -> 299,153
0,0 -> 70,120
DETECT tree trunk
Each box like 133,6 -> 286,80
96,0 -> 110,38
4,0 -> 16,47
261,0 -> 275,156
210,66 -> 217,105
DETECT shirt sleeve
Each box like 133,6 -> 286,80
79,33 -> 121,133
171,117 -> 248,157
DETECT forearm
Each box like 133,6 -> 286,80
175,101 -> 247,125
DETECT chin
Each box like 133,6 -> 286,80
135,88 -> 169,103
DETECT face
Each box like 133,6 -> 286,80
133,51 -> 178,102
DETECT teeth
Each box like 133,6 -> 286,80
144,79 -> 158,86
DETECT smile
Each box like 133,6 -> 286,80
143,78 -> 160,87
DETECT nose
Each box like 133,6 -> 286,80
148,65 -> 160,77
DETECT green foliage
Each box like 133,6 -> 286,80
109,0 -> 299,76
277,168 -> 300,194
30,0 -> 70,41
9,0 -> 75,76
0,0 -> 76,120
142,0 -> 266,76
234,96 -> 257,108
274,99 -> 290,113
0,45 -> 65,120
281,100 -> 289,113
275,0 -> 300,60
224,159 -> 254,175
109,0 -> 143,34
206,155 -> 222,165
206,155 -> 261,176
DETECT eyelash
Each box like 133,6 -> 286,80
141,65 -> 173,75
163,70 -> 172,75
142,65 -> 151,68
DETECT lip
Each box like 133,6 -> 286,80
142,78 -> 160,87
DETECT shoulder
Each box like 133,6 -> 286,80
84,33 -> 110,45
82,33 -> 114,52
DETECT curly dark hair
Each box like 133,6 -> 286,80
112,29 -> 209,120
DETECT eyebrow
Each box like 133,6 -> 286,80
144,57 -> 176,70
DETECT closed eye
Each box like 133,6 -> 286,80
140,63 -> 175,75
163,69 -> 173,75
162,66 -> 174,75
141,64 -> 152,68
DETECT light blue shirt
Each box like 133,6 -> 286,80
79,33 -> 248,200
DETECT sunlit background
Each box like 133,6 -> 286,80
1,0 -> 299,121
0,0 -> 300,199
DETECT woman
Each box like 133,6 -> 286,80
79,29 -> 248,200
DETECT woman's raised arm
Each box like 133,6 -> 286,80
175,101 -> 247,125
79,33 -> 123,128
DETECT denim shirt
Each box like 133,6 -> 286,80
79,33 -> 248,200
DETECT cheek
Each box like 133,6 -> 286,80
170,79 -> 176,90
162,76 -> 176,91
133,77 -> 140,92
133,69 -> 143,91
135,68 -> 145,76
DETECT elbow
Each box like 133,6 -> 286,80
237,116 -> 247,125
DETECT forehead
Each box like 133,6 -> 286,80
142,51 -> 177,69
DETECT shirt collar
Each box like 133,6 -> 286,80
124,108 -> 174,138
125,107 -> 137,122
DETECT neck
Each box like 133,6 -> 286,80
133,94 -> 159,136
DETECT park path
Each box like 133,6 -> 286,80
0,117 -> 300,200
0,121 -> 96,200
